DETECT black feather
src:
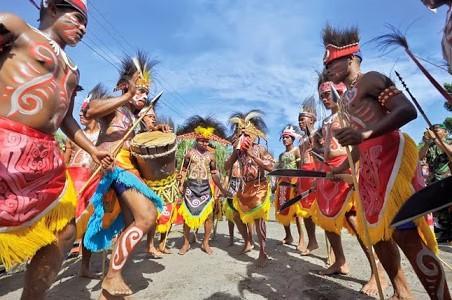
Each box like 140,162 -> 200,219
372,24 -> 409,53
177,115 -> 227,139
322,24 -> 360,47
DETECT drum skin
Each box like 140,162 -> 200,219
131,132 -> 177,180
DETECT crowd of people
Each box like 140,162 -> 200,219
0,0 -> 451,299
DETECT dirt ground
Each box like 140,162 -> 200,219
1,208 -> 451,300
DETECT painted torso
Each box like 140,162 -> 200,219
238,144 -> 273,182
187,148 -> 211,181
279,148 -> 298,169
0,25 -> 79,134
97,106 -> 135,151
322,113 -> 347,159
340,74 -> 389,130
299,134 -> 314,164
69,129 -> 99,167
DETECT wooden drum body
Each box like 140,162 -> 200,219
130,132 -> 177,181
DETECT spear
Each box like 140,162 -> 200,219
395,71 -> 452,171
374,25 -> 452,105
330,84 -> 385,300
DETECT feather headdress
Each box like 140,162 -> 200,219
280,124 -> 301,140
177,115 -> 227,140
81,83 -> 109,112
116,51 -> 157,93
299,96 -> 317,121
322,24 -> 361,65
229,110 -> 267,140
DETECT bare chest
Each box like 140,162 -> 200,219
0,29 -> 79,132
342,87 -> 386,129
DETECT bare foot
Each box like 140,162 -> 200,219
256,252 -> 270,268
158,242 -> 172,254
101,273 -> 132,296
318,261 -> 349,276
201,243 -> 213,255
361,273 -> 388,298
79,266 -> 102,279
280,237 -> 294,245
240,242 -> 254,254
388,293 -> 414,300
228,239 -> 234,247
146,247 -> 163,259
300,241 -> 320,255
178,243 -> 191,255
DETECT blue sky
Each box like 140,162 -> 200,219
5,0 -> 451,155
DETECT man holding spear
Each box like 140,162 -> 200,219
324,24 -> 450,299
81,52 -> 164,297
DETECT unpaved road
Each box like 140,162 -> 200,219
1,208 -> 451,300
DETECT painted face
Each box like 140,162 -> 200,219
131,88 -> 148,110
143,112 -> 156,128
325,56 -> 349,84
53,8 -> 87,46
196,138 -> 209,151
282,134 -> 294,146
319,90 -> 336,110
298,115 -> 313,131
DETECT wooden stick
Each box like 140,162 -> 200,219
78,91 -> 163,196
101,251 -> 106,279
161,144 -> 189,250
438,255 -> 452,272
331,84 -> 385,300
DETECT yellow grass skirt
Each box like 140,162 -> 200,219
0,172 -> 77,270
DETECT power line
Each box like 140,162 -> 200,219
90,2 -> 137,52
88,11 -> 132,54
80,40 -> 120,71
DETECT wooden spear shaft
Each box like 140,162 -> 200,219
331,84 -> 385,300
161,144 -> 189,250
78,91 -> 163,196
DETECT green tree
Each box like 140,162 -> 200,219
444,83 -> 452,112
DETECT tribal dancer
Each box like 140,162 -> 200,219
0,1 -> 113,299
297,98 -> 320,255
223,133 -> 255,247
225,111 -> 274,267
177,116 -> 229,255
316,72 -> 387,296
65,84 -> 104,278
324,24 -> 449,299
274,125 -> 306,251
82,51 -> 163,297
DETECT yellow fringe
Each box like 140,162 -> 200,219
178,200 -> 214,230
355,133 -> 438,253
145,174 -> 179,204
156,207 -> 178,234
310,189 -> 355,235
0,172 -> 77,270
233,184 -> 271,225
223,201 -> 235,222
275,203 -> 303,226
